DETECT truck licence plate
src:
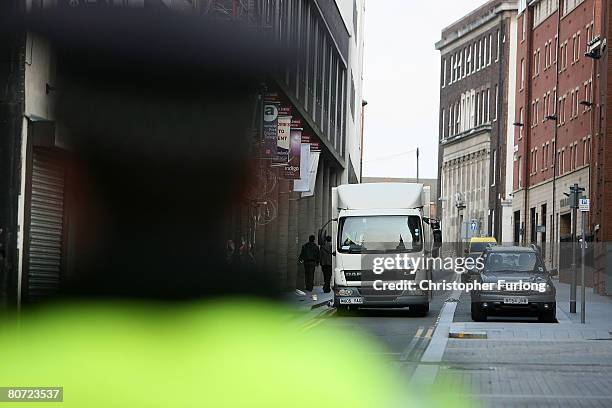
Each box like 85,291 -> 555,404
503,297 -> 528,304
339,297 -> 363,305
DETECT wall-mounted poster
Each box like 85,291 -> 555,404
274,116 -> 292,165
263,103 -> 278,158
283,122 -> 302,179
293,143 -> 311,192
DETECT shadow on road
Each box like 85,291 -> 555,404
333,307 -> 429,318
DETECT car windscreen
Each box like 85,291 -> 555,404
338,215 -> 423,254
484,252 -> 542,272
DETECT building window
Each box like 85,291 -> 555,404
486,88 -> 491,122
520,59 -> 525,89
492,150 -> 497,186
483,36 -> 488,69
518,156 -> 523,188
446,105 -> 453,136
563,0 -> 584,16
561,40 -> 568,71
488,33 -> 493,65
561,149 -> 565,173
496,29 -> 501,62
455,102 -> 460,134
583,78 -> 592,111
518,107 -> 524,139
442,58 -> 446,88
533,49 -> 541,76
466,47 -> 472,74
493,85 -> 498,121
572,34 -> 578,63
441,109 -> 446,140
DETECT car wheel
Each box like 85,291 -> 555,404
471,302 -> 487,322
538,308 -> 556,323
411,303 -> 429,317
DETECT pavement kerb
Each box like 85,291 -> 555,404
410,277 -> 463,386
448,330 -> 487,339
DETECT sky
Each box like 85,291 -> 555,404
361,0 -> 490,179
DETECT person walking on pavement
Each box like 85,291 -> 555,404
320,235 -> 333,293
299,235 -> 320,301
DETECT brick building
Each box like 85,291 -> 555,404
511,0 -> 608,293
436,0 -> 519,245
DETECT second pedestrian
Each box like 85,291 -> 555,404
320,235 -> 333,293
299,235 -> 320,301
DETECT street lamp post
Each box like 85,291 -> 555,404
359,100 -> 368,182
456,195 -> 466,256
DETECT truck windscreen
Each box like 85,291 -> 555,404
338,216 -> 423,254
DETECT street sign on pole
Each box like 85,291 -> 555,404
579,198 -> 590,212
579,197 -> 589,324
568,184 -> 585,314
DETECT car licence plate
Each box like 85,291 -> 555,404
503,296 -> 528,304
339,297 -> 363,305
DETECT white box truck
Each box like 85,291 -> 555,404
323,183 -> 441,315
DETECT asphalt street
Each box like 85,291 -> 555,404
307,268 -> 458,380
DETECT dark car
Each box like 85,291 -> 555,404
470,246 -> 557,322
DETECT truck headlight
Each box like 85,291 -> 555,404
336,288 -> 354,296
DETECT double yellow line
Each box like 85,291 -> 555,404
415,326 -> 434,339
299,308 -> 336,332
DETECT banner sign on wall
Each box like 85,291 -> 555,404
293,143 -> 311,192
274,116 -> 292,165
284,123 -> 302,179
301,151 -> 321,198
263,103 -> 279,158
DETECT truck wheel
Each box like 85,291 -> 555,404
411,303 -> 429,317
336,306 -> 350,316
471,302 -> 486,322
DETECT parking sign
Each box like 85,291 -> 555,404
579,198 -> 590,212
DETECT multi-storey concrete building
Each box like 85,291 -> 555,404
0,0 -> 366,308
436,0 -> 519,246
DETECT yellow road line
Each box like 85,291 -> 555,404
425,327 -> 434,339
300,309 -> 336,332
415,327 -> 424,338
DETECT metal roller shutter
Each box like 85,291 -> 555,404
27,148 -> 65,301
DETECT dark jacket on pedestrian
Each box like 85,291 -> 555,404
299,242 -> 320,264
320,241 -> 333,266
